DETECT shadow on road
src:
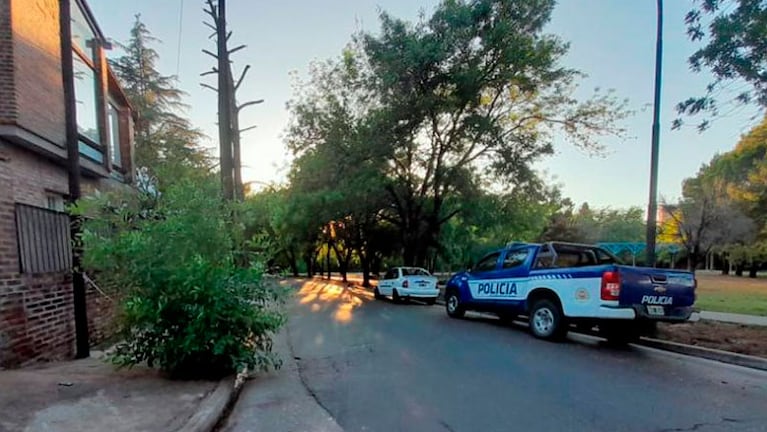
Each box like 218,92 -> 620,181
296,279 -> 374,324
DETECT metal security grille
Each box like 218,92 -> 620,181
15,203 -> 72,274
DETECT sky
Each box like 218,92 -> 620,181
87,0 -> 760,209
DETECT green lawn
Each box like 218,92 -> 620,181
695,273 -> 767,316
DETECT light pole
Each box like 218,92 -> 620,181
645,0 -> 663,267
60,0 -> 90,359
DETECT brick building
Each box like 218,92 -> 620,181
0,0 -> 134,367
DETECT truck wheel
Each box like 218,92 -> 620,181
639,320 -> 658,338
497,312 -> 518,325
392,289 -> 402,304
445,290 -> 465,318
602,322 -> 641,346
529,299 -> 567,340
374,287 -> 384,300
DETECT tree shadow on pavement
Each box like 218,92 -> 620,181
296,279 -> 374,324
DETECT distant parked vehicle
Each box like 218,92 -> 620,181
375,267 -> 439,305
444,242 -> 697,343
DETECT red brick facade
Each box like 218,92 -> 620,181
12,0 -> 67,146
0,0 -> 132,368
0,141 -> 119,367
0,0 -> 16,124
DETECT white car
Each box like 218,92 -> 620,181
374,267 -> 439,304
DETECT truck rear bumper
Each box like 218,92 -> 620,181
632,305 -> 694,322
597,305 -> 693,322
598,306 -> 637,319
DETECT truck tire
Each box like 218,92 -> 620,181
374,287 -> 384,300
601,322 -> 641,345
497,312 -> 518,325
529,299 -> 567,340
445,290 -> 465,318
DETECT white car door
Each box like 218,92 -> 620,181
380,269 -> 396,295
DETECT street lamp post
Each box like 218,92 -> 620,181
645,0 -> 663,267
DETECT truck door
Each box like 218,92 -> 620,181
466,247 -> 531,308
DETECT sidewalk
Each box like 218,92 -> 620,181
696,310 -> 767,326
0,352 -> 228,432
221,326 -> 342,432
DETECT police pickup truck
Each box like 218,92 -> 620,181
444,242 -> 696,343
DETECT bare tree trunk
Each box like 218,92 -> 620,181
287,252 -> 299,277
361,251 -> 371,288
214,0 -> 234,200
735,265 -> 744,277
749,264 -> 758,278
304,255 -> 313,277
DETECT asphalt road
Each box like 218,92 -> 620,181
287,280 -> 767,432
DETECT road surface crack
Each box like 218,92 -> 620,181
285,323 -> 341,428
439,419 -> 457,432
658,417 -> 743,431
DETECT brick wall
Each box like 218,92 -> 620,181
0,139 -> 118,367
0,0 -> 17,124
86,283 -> 117,346
10,0 -> 66,146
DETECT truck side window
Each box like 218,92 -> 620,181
595,249 -> 619,264
503,250 -> 529,269
474,253 -> 500,272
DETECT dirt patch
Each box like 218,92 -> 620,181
657,320 -> 767,359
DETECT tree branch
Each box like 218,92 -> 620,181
203,0 -> 219,25
202,49 -> 218,59
203,21 -> 217,34
239,125 -> 258,133
200,68 -> 218,77
200,83 -> 218,92
237,99 -> 264,112
228,44 -> 247,55
438,208 -> 461,225
235,65 -> 251,90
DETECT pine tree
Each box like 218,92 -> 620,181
110,16 -> 209,174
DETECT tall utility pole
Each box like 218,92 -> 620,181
59,0 -> 89,358
645,0 -> 663,268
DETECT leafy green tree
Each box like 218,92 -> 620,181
285,0 -> 629,270
539,203 -> 645,244
678,0 -> 767,130
358,0 -> 628,266
696,116 -> 767,227
660,183 -> 755,271
110,16 -> 210,174
77,177 -> 284,378
286,50 -> 393,284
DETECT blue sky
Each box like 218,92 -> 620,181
88,0 -> 759,208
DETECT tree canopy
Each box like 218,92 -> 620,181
677,0 -> 767,130
110,16 -> 210,178
279,0 -> 629,278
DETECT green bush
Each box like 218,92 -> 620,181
78,177 -> 285,378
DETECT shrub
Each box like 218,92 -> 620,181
78,177 -> 285,378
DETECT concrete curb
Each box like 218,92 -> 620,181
635,337 -> 767,372
178,375 -> 242,432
